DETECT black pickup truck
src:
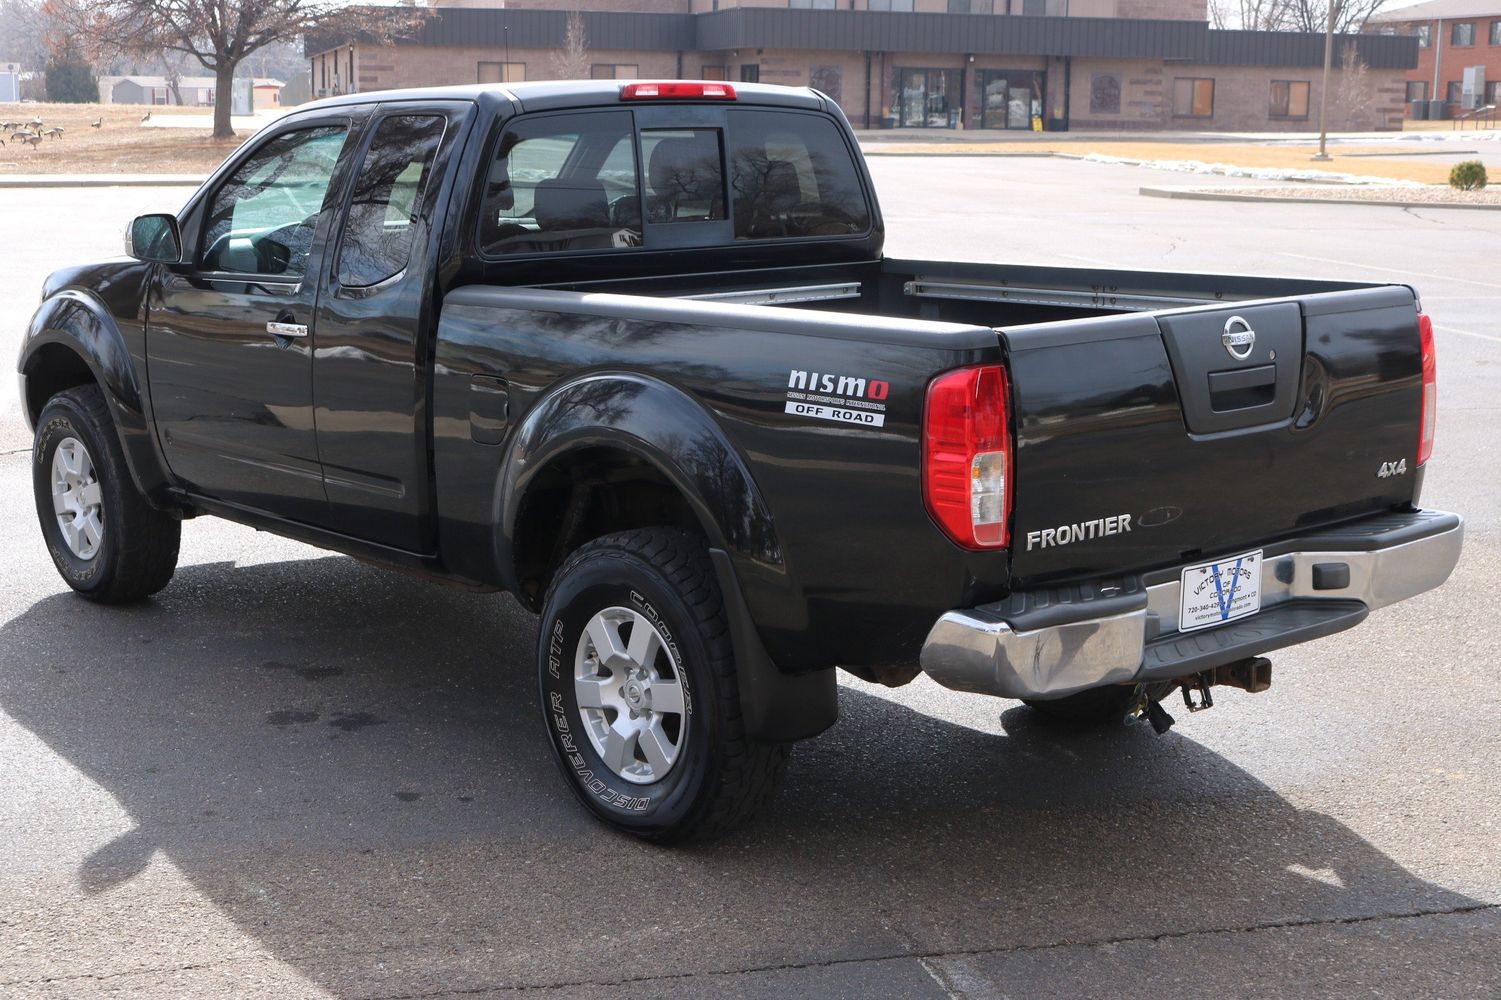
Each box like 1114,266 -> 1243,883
19,80 -> 1462,840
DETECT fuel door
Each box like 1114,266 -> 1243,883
1158,302 -> 1302,435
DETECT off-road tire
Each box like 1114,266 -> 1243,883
537,528 -> 789,842
32,386 -> 180,603
1023,684 -> 1138,725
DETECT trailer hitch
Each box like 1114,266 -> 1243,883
1135,657 -> 1275,734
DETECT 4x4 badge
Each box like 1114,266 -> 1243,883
1222,316 -> 1256,361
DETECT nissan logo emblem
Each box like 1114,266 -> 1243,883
1222,315 -> 1256,361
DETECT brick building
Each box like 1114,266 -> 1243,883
1377,0 -> 1501,117
308,0 -> 1418,131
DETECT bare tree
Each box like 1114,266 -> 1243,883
42,0 -> 426,139
1334,43 -> 1373,130
0,0 -> 53,70
549,12 -> 589,81
1284,0 -> 1390,35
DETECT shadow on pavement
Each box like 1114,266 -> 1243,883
0,554 -> 1485,995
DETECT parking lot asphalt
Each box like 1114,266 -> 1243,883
1,157 -> 1498,999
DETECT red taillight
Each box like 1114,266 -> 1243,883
620,81 -> 737,101
924,364 -> 1012,549
1418,312 -> 1436,465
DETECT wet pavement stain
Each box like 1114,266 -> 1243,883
394,791 -> 421,803
262,661 -> 344,681
265,710 -> 320,727
328,711 -> 386,733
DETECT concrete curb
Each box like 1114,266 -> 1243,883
0,175 -> 203,188
1139,185 -> 1501,210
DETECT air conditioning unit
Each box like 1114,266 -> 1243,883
1462,66 -> 1486,110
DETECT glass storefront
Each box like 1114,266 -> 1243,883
979,69 -> 1043,130
892,68 -> 962,128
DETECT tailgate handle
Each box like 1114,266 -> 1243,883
1208,364 -> 1276,412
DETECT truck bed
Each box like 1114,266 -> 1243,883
437,256 -> 1423,672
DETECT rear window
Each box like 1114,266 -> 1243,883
726,110 -> 870,241
475,107 -> 869,258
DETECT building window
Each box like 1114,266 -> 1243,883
789,0 -> 836,7
1447,81 -> 1462,103
1406,80 -> 1427,102
1089,73 -> 1121,114
892,68 -> 964,127
702,65 -> 728,80
740,65 -> 760,83
1490,20 -> 1501,44
947,0 -> 995,11
1172,78 -> 1214,118
1451,22 -> 1475,45
869,0 -> 916,8
478,62 -> 524,84
1269,80 -> 1310,119
1415,24 -> 1430,47
591,64 -> 639,79
1488,80 -> 1501,104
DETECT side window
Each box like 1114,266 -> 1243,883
641,128 -> 726,223
726,110 -> 870,240
337,114 -> 447,288
200,125 -> 347,277
479,110 -> 641,256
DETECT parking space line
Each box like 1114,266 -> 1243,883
1274,252 -> 1501,291
1436,324 -> 1501,345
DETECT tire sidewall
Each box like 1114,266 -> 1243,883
33,395 -> 117,594
539,552 -> 721,837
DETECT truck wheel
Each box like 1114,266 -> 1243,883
537,528 -> 788,842
32,386 -> 180,603
1023,684 -> 1137,725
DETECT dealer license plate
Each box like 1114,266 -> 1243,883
1179,549 -> 1263,632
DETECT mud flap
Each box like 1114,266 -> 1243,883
709,548 -> 837,744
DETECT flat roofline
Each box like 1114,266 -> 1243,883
307,6 -> 1416,70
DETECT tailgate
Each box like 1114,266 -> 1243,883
1002,285 -> 1424,585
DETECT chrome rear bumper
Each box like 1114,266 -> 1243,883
920,510 -> 1464,701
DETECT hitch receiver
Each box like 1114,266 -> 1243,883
1212,657 -> 1273,693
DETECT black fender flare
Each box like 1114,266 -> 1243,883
497,371 -> 836,743
18,290 -> 174,503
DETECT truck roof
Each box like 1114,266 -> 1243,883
299,80 -> 828,116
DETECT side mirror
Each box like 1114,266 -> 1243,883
124,214 -> 182,264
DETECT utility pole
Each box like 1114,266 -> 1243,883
1313,0 -> 1335,160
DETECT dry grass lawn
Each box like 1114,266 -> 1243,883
865,140 -> 1483,184
0,102 -> 246,175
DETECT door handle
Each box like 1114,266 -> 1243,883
266,321 -> 308,339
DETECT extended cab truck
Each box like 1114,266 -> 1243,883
19,80 -> 1463,841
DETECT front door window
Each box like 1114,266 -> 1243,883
200,125 -> 347,277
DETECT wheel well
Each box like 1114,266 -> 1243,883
24,344 -> 97,427
513,448 -> 707,608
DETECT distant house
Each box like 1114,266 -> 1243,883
253,78 -> 284,107
97,75 -> 284,108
